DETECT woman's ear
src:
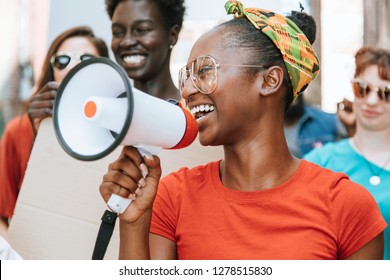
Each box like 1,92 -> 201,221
258,66 -> 284,97
169,24 -> 181,47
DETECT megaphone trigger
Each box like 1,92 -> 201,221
107,194 -> 132,214
136,145 -> 161,158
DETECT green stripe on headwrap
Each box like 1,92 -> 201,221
225,0 -> 320,99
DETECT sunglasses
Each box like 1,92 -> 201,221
50,52 -> 95,70
351,78 -> 390,102
179,55 -> 265,95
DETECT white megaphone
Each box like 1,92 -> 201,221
53,57 -> 198,213
53,57 -> 198,161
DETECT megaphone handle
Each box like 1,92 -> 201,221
92,195 -> 131,259
92,209 -> 117,260
93,189 -> 138,259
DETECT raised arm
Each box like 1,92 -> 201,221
99,146 -> 162,259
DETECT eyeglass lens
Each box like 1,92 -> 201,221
53,53 -> 94,70
53,55 -> 71,70
179,56 -> 218,95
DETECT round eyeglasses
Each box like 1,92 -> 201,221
179,55 -> 266,95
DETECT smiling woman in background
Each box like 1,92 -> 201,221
99,1 -> 386,260
105,0 -> 185,101
0,26 -> 109,235
305,46 -> 390,259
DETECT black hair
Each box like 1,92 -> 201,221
105,0 -> 185,30
218,10 -> 317,111
286,11 -> 316,45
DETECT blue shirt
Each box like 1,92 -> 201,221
305,139 -> 390,259
285,105 -> 347,158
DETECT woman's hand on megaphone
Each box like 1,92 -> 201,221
100,146 -> 162,223
27,81 -> 59,134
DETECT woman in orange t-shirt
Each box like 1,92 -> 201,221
0,26 -> 109,234
99,1 -> 386,259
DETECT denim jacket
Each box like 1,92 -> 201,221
285,105 -> 347,158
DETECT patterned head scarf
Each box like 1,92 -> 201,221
225,0 -> 320,99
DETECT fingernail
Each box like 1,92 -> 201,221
144,154 -> 154,160
138,177 -> 146,187
135,188 -> 143,196
140,163 -> 148,178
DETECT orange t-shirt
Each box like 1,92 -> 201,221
151,160 -> 387,260
0,114 -> 34,217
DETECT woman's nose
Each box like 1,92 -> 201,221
366,89 -> 381,105
180,78 -> 199,101
119,32 -> 137,47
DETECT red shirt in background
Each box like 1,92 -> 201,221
0,114 -> 34,218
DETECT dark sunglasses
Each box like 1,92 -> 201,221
351,78 -> 390,102
50,52 -> 95,70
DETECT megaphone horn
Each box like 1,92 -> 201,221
53,57 -> 198,161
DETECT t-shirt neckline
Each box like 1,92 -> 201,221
209,160 -> 308,203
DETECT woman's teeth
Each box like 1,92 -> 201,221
123,55 -> 145,64
190,104 -> 215,119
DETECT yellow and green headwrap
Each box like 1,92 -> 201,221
225,0 -> 320,99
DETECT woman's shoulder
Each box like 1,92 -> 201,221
161,161 -> 218,184
157,161 -> 219,203
3,114 -> 32,136
301,160 -> 376,207
0,114 -> 33,145
301,159 -> 349,183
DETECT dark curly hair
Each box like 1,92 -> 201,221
105,0 -> 185,30
218,10 -> 317,111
